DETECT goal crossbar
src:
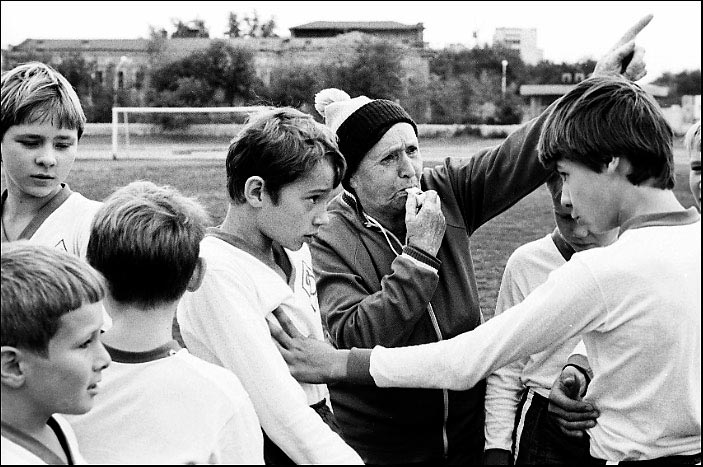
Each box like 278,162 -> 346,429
111,106 -> 271,159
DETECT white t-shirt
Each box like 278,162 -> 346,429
67,344 -> 264,464
484,233 -> 582,451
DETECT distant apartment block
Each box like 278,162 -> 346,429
493,27 -> 543,65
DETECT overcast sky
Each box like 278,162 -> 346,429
2,1 -> 700,83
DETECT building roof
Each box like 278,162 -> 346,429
11,39 -> 150,52
290,21 -> 422,31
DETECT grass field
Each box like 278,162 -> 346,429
2,135 -> 697,315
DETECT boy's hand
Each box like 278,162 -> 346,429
267,308 -> 348,384
593,14 -> 652,81
405,190 -> 446,256
548,366 -> 600,438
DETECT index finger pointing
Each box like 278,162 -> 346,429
615,14 -> 653,47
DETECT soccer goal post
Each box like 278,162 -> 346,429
111,106 -> 272,160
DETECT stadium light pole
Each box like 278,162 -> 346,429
501,59 -> 508,97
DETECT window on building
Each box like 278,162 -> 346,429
118,71 -> 125,89
561,72 -> 573,84
95,70 -> 103,86
574,72 -> 585,82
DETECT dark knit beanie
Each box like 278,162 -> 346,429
314,88 -> 418,188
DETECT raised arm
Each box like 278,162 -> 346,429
441,14 -> 652,232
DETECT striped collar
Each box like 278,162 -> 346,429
104,340 -> 181,364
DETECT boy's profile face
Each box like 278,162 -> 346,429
552,196 -> 618,251
21,301 -> 110,416
557,159 -> 621,235
259,158 -> 340,251
1,122 -> 78,200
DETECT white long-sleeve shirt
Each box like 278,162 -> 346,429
368,210 -> 701,461
484,233 -> 583,451
177,232 -> 363,465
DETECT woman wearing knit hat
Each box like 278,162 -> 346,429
277,19 -> 651,465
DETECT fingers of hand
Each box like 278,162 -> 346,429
624,46 -> 647,80
271,307 -> 305,339
615,13 -> 653,47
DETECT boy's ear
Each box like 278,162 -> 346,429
607,156 -> 633,177
244,176 -> 266,207
1,346 -> 26,389
186,257 -> 207,293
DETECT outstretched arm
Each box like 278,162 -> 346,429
268,308 -> 353,384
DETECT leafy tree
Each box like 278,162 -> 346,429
148,39 -> 259,120
172,19 -> 209,38
265,63 -> 320,107
226,10 -> 279,38
226,12 -> 242,38
323,36 -> 404,101
652,70 -> 701,106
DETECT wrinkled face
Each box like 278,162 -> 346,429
1,122 -> 78,201
557,159 -> 620,235
552,194 -> 618,251
349,123 -> 422,224
689,145 -> 701,209
22,301 -> 110,416
259,159 -> 340,251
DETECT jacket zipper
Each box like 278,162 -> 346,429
359,205 -> 450,459
427,303 -> 449,460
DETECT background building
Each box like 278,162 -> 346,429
493,27 -> 543,65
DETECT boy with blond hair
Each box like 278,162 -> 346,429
1,242 -> 111,464
1,62 -> 101,256
67,180 -> 264,464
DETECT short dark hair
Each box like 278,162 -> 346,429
1,61 -> 86,142
1,242 -> 105,356
538,76 -> 675,189
226,107 -> 346,204
87,181 -> 210,309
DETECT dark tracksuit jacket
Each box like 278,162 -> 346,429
309,107 -> 553,465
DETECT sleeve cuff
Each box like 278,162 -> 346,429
347,348 -> 375,385
402,245 -> 441,270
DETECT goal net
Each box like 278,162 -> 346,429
110,106 -> 272,160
